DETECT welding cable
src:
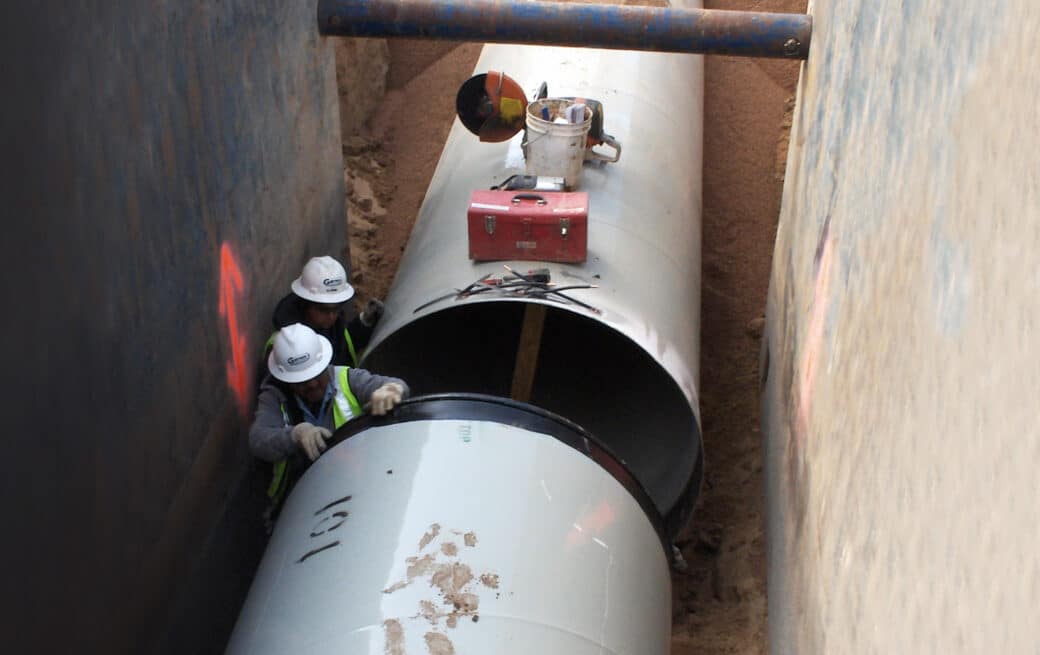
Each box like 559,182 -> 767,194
523,284 -> 595,301
520,291 -> 597,313
544,290 -> 601,313
537,284 -> 596,293
412,290 -> 464,313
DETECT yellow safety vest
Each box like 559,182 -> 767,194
267,367 -> 363,499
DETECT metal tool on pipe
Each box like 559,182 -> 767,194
317,0 -> 812,59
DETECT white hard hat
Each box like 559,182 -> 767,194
268,323 -> 333,383
291,256 -> 355,304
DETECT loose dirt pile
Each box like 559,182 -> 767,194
342,0 -> 804,649
345,42 -> 482,300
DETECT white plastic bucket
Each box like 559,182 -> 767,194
523,98 -> 592,189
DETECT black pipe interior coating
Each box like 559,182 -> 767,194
363,301 -> 702,536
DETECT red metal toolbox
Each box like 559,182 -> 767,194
467,190 -> 588,263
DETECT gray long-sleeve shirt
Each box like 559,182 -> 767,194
248,366 -> 409,463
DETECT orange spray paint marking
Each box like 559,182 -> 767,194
219,242 -> 251,416
796,235 -> 837,450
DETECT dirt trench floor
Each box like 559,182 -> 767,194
341,1 -> 804,651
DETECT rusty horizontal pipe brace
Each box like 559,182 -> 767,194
318,0 -> 812,59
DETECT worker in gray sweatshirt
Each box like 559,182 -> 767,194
250,322 -> 409,520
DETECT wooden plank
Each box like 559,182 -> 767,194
510,303 -> 548,402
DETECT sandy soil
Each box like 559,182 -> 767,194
343,0 -> 804,650
344,40 -> 484,298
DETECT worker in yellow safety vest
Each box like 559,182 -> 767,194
264,255 -> 384,368
250,323 -> 408,521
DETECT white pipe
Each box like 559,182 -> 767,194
226,397 -> 670,654
364,43 -> 705,536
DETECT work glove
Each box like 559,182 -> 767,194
369,382 -> 404,416
360,298 -> 385,328
291,422 -> 332,462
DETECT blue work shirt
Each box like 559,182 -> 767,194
295,383 -> 336,426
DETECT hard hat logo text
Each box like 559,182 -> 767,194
323,277 -> 343,287
287,354 -> 310,366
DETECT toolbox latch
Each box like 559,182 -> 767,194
559,217 -> 570,238
484,215 -> 496,236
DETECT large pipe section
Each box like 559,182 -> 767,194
318,0 -> 812,59
226,396 -> 671,653
228,40 -> 703,653
364,43 -> 704,538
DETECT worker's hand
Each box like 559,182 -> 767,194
291,422 -> 332,461
360,299 -> 385,328
370,382 -> 404,416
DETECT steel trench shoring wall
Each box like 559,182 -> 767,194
318,0 -> 812,59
